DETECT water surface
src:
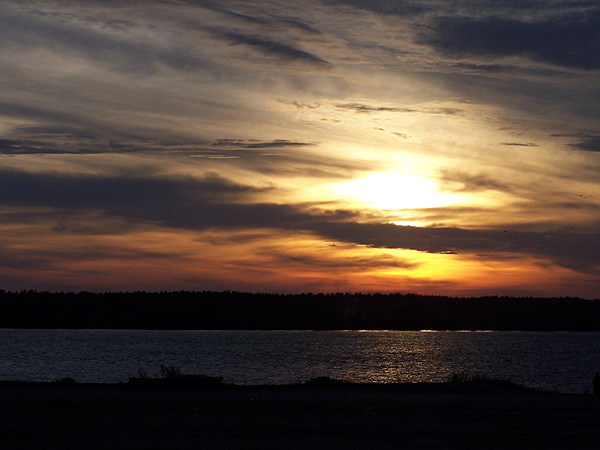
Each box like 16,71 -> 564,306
1,329 -> 599,393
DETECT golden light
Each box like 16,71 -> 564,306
332,172 -> 451,210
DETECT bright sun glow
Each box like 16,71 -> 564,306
333,172 -> 451,210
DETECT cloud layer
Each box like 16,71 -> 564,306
0,0 -> 598,296
1,169 -> 598,276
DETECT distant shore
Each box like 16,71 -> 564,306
2,380 -> 599,449
3,290 -> 600,330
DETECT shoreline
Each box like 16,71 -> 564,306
3,380 -> 600,449
0,376 -> 551,394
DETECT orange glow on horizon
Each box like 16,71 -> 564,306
1,222 -> 595,298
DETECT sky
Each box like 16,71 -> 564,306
1,0 -> 599,297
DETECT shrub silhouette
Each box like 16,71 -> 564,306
160,364 -> 182,378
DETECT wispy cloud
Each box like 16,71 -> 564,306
207,28 -> 330,67
323,0 -> 433,16
210,139 -> 317,149
438,169 -> 514,194
334,102 -> 462,116
501,142 -> 539,147
0,5 -> 212,75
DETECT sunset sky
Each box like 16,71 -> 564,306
1,0 -> 599,297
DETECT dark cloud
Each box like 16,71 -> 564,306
323,0 -> 432,16
551,133 -> 600,152
194,1 -> 271,25
278,99 -> 321,109
311,221 -> 600,274
0,139 -> 43,155
439,169 -> 513,193
0,124 -> 319,156
424,9 -> 600,70
0,169 -> 334,233
210,139 -> 316,149
191,0 -> 322,34
0,170 -> 265,214
335,102 -> 461,116
0,137 -> 108,156
501,142 -> 539,147
275,17 -> 323,35
0,128 -> 155,155
448,61 -> 569,77
336,103 -> 415,113
0,131 -> 354,179
571,136 -> 600,153
208,28 -> 329,67
577,194 -> 600,200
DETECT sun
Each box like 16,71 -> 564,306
332,172 -> 451,210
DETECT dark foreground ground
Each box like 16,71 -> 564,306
1,381 -> 600,450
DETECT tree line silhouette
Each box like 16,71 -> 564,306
1,290 -> 600,330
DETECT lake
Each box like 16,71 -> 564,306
1,329 -> 599,393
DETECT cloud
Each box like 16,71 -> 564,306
0,126 -> 170,155
0,169 -> 266,212
0,169 -> 348,232
227,150 -> 373,179
424,9 -> 600,70
570,135 -> 600,153
0,125 -> 321,157
335,102 -> 461,115
1,169 -> 598,275
0,136 -> 119,156
0,5 -> 212,75
207,28 -> 330,67
447,62 -> 567,77
0,139 -> 44,155
438,169 -> 513,194
0,238 -> 173,272
0,0 -> 598,295
501,142 -> 539,147
270,252 -> 419,270
198,1 -> 323,35
188,139 -> 369,179
277,99 -> 322,109
323,0 -> 432,16
310,221 -> 600,274
0,101 -> 105,135
210,139 -> 317,149
551,133 -> 600,152
335,103 -> 415,113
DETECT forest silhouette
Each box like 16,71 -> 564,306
1,290 -> 600,330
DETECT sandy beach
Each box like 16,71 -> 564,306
1,381 -> 600,449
